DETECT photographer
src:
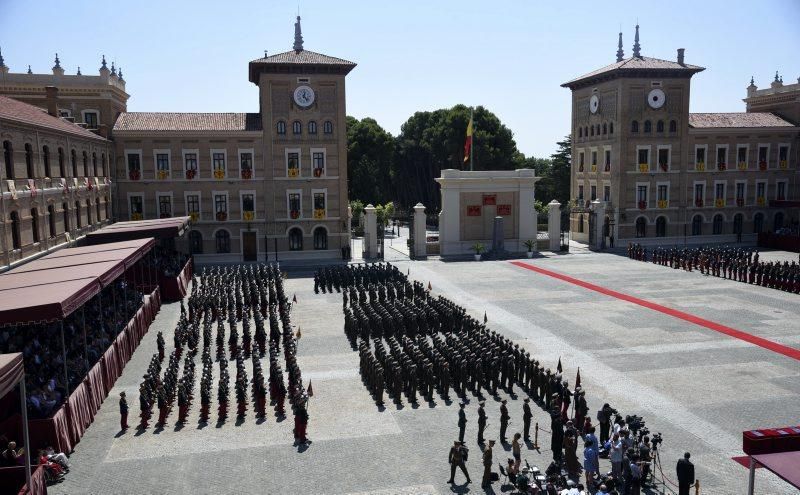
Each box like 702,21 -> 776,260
597,403 -> 615,445
638,436 -> 652,485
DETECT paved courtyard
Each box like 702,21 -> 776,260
52,250 -> 799,494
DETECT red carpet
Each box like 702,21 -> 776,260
510,261 -> 800,362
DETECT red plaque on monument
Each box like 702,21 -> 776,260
482,194 -> 496,206
467,205 -> 481,216
497,204 -> 511,216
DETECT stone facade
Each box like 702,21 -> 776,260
0,54 -> 129,139
0,96 -> 114,271
436,169 -> 538,256
563,30 -> 800,246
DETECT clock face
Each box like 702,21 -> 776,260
293,85 -> 315,107
647,89 -> 666,109
589,95 -> 600,114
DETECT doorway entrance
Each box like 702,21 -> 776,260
242,231 -> 257,261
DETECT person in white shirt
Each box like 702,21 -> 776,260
609,433 -> 624,478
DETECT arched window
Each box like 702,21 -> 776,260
578,214 -> 584,233
48,205 -> 56,237
100,153 -> 106,176
62,202 -> 70,231
578,127 -> 582,138
9,211 -> 20,249
590,126 -> 594,136
609,122 -> 614,134
58,147 -> 65,177
635,217 -> 647,238
86,199 -> 93,225
692,215 -> 702,236
656,120 -> 664,133
31,208 -> 40,243
596,125 -> 601,135
602,123 -> 607,135
656,216 -> 667,237
92,152 -> 98,176
712,214 -> 723,235
644,120 -> 652,133
288,227 -> 303,251
25,143 -> 34,178
75,200 -> 82,228
215,230 -> 231,253
276,121 -> 286,135
71,149 -> 77,177
323,121 -> 333,134
82,151 -> 89,176
308,121 -> 317,134
753,212 -> 764,234
189,230 -> 203,254
669,120 -> 677,133
42,146 -> 51,177
733,213 -> 743,235
2,140 -> 13,179
292,121 -> 302,135
631,120 -> 639,133
774,212 -> 784,231
313,226 -> 328,250
583,126 -> 588,138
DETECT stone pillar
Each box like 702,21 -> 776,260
491,216 -> 505,255
364,204 -> 377,259
518,172 -> 537,252
413,203 -> 427,258
548,200 -> 561,251
592,199 -> 606,250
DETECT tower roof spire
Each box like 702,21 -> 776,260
53,53 -> 61,69
0,46 -> 6,68
293,15 -> 304,52
616,31 -> 624,62
632,24 -> 641,58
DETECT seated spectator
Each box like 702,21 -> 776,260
44,445 -> 69,471
2,441 -> 24,466
37,450 -> 65,483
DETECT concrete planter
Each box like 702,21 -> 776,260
474,254 -> 481,261
526,251 -> 533,258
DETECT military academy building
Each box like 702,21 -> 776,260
562,26 -> 799,246
110,17 -> 354,262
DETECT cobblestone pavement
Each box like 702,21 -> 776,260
52,251 -> 799,494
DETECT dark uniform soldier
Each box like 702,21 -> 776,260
119,391 -> 129,431
457,402 -> 467,443
522,397 -> 532,442
477,401 -> 487,444
481,440 -> 495,488
177,382 -> 188,424
447,441 -> 471,484
499,399 -> 510,443
156,331 -> 165,362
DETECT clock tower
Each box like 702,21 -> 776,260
249,17 -> 356,259
562,26 -> 704,243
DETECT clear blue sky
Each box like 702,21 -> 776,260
2,0 -> 798,158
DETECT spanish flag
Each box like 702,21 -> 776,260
463,115 -> 473,163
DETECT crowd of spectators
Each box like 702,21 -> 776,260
147,246 -> 189,278
0,281 -> 143,419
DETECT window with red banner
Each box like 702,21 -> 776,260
467,205 -> 481,216
497,204 -> 511,216
482,194 -> 496,206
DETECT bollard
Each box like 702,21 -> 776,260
533,422 -> 539,449
695,480 -> 700,494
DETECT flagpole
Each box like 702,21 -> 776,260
469,108 -> 474,171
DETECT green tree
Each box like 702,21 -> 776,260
346,116 -> 395,204
393,105 -> 524,210
545,135 -> 571,205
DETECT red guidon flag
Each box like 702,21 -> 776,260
463,115 -> 473,163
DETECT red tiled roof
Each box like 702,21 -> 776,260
0,95 -> 107,141
248,49 -> 356,82
113,112 -> 262,132
688,112 -> 796,128
562,56 -> 704,88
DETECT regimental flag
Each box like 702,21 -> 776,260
575,368 -> 581,388
463,114 -> 473,163
292,293 -> 297,303
307,381 -> 314,397
483,311 -> 487,324
557,357 -> 563,374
